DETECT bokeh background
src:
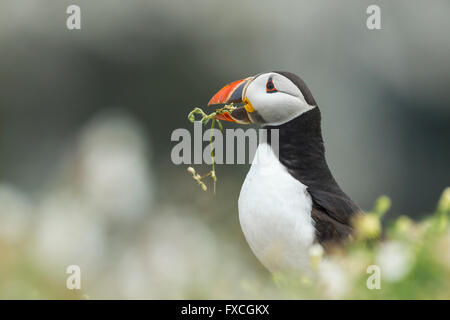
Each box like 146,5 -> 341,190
0,0 -> 449,298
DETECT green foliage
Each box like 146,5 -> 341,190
0,189 -> 448,299
256,188 -> 450,299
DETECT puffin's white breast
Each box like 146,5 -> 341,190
238,143 -> 315,273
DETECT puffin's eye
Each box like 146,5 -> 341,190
266,79 -> 277,93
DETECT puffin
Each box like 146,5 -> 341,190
207,71 -> 363,273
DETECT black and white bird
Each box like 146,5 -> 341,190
208,71 -> 363,273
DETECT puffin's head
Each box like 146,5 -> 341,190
208,71 -> 317,126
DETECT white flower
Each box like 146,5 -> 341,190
77,110 -> 154,221
376,241 -> 414,282
309,243 -> 324,271
0,184 -> 32,244
32,191 -> 106,276
91,249 -> 152,299
318,258 -> 349,299
142,207 -> 219,298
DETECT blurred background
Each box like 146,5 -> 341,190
0,0 -> 449,298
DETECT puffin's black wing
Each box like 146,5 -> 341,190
311,205 -> 353,243
308,189 -> 361,244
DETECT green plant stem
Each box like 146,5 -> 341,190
187,103 -> 235,193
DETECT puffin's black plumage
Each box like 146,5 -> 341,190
266,72 -> 362,244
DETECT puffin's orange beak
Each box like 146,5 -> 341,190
207,77 -> 254,124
